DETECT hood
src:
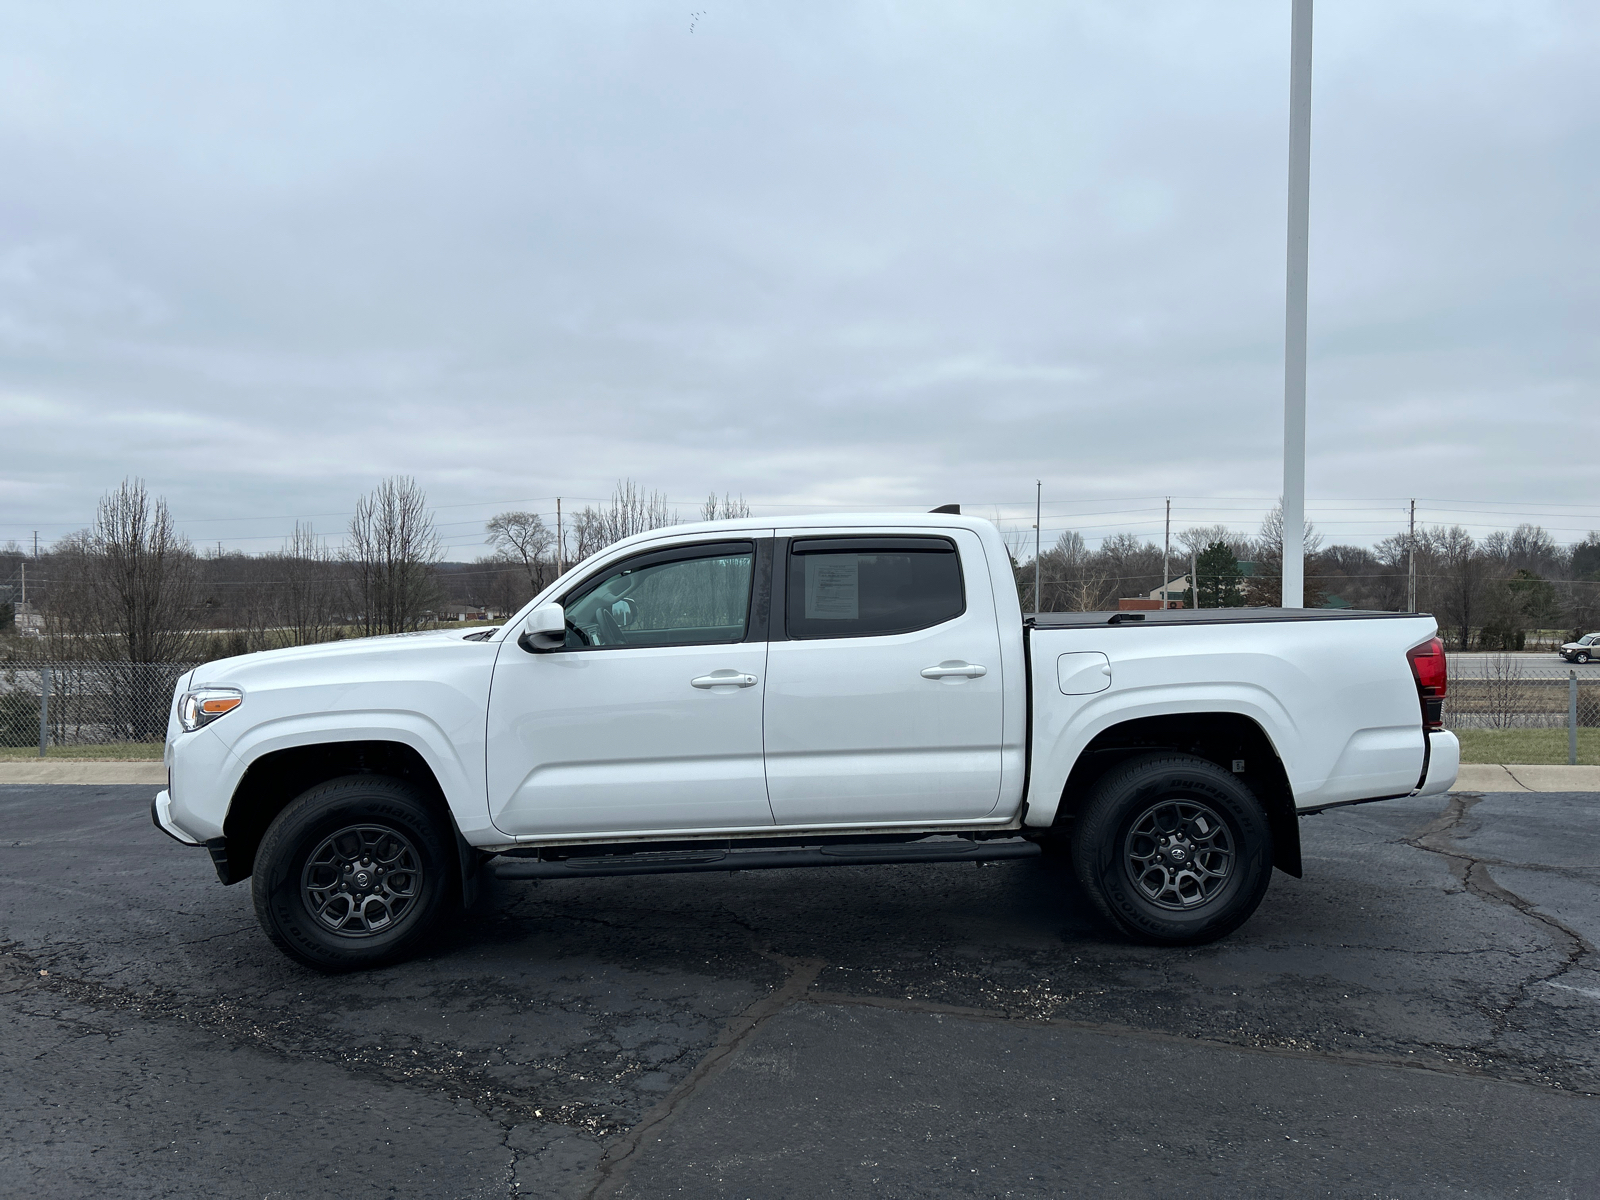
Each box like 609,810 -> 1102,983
189,627 -> 500,687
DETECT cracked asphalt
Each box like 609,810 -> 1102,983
3,785 -> 1599,1198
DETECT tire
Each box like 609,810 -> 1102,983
1578,652 -> 1591,664
252,775 -> 454,972
1070,753 -> 1273,946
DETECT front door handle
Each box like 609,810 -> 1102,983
691,670 -> 759,690
921,661 -> 987,679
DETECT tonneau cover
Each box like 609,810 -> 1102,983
1029,608 -> 1431,629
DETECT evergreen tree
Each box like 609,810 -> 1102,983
1187,541 -> 1244,608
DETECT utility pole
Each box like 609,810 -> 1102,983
1190,550 -> 1199,610
1281,0 -> 1313,609
556,499 -> 565,575
1033,480 -> 1042,614
1407,499 -> 1417,613
1162,498 -> 1171,609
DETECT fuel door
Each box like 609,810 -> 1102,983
1057,651 -> 1112,696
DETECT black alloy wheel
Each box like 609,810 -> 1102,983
252,776 -> 454,971
1069,753 -> 1273,945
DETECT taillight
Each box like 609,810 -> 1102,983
1406,637 -> 1447,732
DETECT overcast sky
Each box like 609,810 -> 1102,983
1,0 -> 1596,557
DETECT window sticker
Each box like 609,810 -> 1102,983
804,554 -> 859,620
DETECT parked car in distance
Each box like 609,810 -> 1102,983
1558,634 -> 1600,664
152,511 -> 1459,971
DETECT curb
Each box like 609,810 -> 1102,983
0,762 -> 169,785
1453,763 -> 1600,793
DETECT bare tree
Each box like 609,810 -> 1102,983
700,493 -> 752,521
1033,530 -> 1112,612
32,481 -> 201,739
1482,652 -> 1526,729
1246,501 -> 1325,607
570,480 -> 678,562
206,549 -> 280,656
1485,524 -> 1561,577
484,511 -> 555,590
1176,524 -> 1251,560
346,477 -> 443,635
52,479 -> 201,663
1424,525 -> 1483,649
276,522 -> 342,646
1096,532 -> 1164,601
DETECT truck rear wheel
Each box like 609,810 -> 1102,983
1070,753 -> 1272,945
251,776 -> 454,972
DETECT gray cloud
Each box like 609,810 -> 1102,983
0,0 -> 1595,555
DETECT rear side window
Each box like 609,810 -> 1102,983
786,537 -> 964,639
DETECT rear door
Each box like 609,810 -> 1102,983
761,530 -> 1006,825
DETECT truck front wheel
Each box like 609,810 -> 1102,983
1070,753 -> 1272,945
252,776 -> 454,971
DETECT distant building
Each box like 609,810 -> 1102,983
1147,574 -> 1191,608
1116,574 -> 1190,611
436,604 -> 496,622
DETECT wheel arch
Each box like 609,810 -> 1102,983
218,740 -> 475,892
1050,712 -> 1301,878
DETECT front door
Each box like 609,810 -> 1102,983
762,531 -> 1006,826
487,538 -> 776,837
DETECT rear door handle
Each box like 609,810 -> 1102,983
921,661 -> 987,679
691,670 -> 759,689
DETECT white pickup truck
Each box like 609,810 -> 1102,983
153,511 -> 1459,970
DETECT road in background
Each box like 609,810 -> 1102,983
1450,651 -> 1598,679
3,786 -> 1599,1198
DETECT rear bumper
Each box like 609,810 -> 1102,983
1416,730 -> 1460,797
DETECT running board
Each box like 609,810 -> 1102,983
491,836 -> 1041,880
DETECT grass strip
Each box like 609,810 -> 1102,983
0,742 -> 165,762
1453,727 -> 1600,766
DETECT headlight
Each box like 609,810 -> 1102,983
178,687 -> 243,733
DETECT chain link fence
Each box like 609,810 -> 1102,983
1442,655 -> 1599,734
0,662 -> 197,753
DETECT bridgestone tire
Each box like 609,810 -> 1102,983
252,776 -> 454,972
1070,753 -> 1272,946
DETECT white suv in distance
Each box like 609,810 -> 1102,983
1558,633 -> 1600,664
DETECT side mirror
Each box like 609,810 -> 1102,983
518,603 -> 566,653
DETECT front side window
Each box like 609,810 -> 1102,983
786,537 -> 964,639
562,543 -> 754,649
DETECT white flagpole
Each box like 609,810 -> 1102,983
1282,0 -> 1313,608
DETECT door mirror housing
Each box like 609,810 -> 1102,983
518,603 -> 566,653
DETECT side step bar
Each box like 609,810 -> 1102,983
492,836 -> 1041,881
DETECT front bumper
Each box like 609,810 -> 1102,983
150,789 -> 202,845
151,790 -> 236,883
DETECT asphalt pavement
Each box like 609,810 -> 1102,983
3,784 -> 1599,1199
